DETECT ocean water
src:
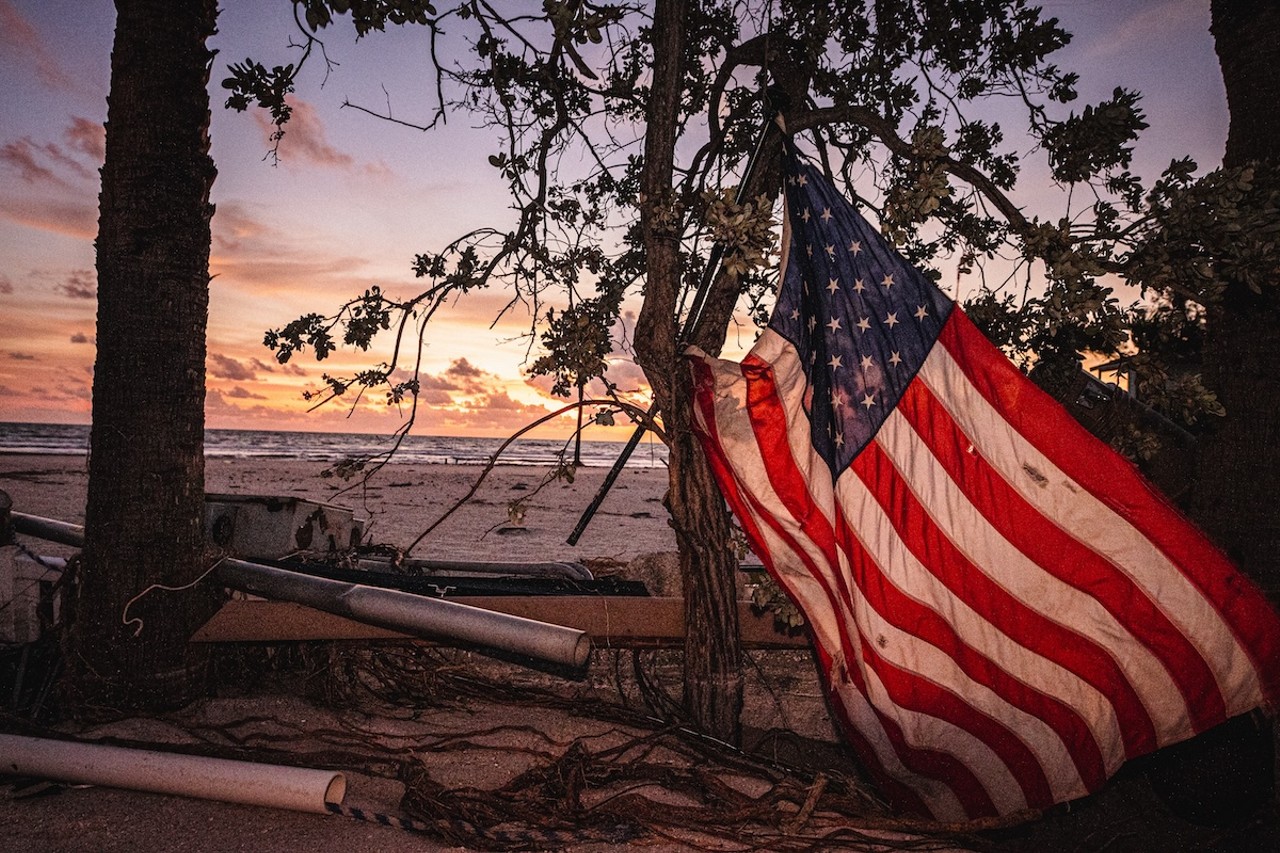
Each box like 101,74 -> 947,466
0,421 -> 668,468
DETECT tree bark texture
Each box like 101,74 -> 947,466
1212,0 -> 1280,167
1193,0 -> 1280,605
68,0 -> 220,714
1192,287 -> 1280,605
634,0 -> 744,742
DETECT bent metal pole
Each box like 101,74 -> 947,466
217,559 -> 591,669
9,512 -> 590,669
0,733 -> 345,814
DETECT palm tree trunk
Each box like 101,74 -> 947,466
66,0 -> 220,715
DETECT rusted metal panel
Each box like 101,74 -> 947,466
193,597 -> 809,649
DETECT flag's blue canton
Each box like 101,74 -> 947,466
771,144 -> 954,477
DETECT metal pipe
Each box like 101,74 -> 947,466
681,111 -> 782,343
218,559 -> 591,668
566,422 -> 647,546
0,733 -> 345,814
10,512 -> 84,547
11,511 -> 591,668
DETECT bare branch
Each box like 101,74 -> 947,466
404,397 -> 657,555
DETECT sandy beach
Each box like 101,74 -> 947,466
1,454 -> 1277,851
2,454 -> 681,565
0,454 -> 865,852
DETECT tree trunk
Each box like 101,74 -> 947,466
1192,289 -> 1280,606
66,0 -> 220,715
1212,0 -> 1280,167
1135,0 -> 1280,826
665,380 -> 745,741
634,0 -> 744,742
1193,0 -> 1280,605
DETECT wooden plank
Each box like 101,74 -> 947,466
192,596 -> 809,649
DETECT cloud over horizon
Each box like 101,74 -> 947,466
209,352 -> 258,381
56,269 -> 95,300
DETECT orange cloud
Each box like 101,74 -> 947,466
252,98 -> 386,175
446,357 -> 483,378
0,139 -> 59,183
0,1 -> 77,91
199,349 -> 596,438
0,122 -> 100,189
0,192 -> 97,238
208,222 -> 373,293
417,388 -> 453,405
210,201 -> 275,254
442,357 -> 489,393
224,385 -> 267,400
38,138 -> 95,181
64,117 -> 105,163
0,117 -> 107,238
39,369 -> 93,403
429,394 -> 568,436
208,352 -> 258,381
416,373 -> 459,391
56,269 -> 96,300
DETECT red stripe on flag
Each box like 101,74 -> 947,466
850,620 -> 1053,812
938,310 -> 1280,705
688,355 -> 935,816
810,645 -> 942,817
893,375 -> 1194,749
740,357 -> 864,640
850,438 -> 1110,795
738,354 -> 1001,817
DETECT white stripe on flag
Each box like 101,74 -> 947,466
739,333 -> 1054,814
689,346 -> 941,805
919,334 -> 1260,724
834,445 -> 1115,795
869,405 -> 1172,749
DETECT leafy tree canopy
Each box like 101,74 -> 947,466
224,0 -> 1279,455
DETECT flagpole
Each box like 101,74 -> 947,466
681,111 -> 779,343
565,410 -> 648,545
567,107 -> 781,546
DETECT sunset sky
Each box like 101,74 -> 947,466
0,1 -> 1228,438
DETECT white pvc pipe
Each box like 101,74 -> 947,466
0,734 -> 345,814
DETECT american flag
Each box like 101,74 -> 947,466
686,141 -> 1280,820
